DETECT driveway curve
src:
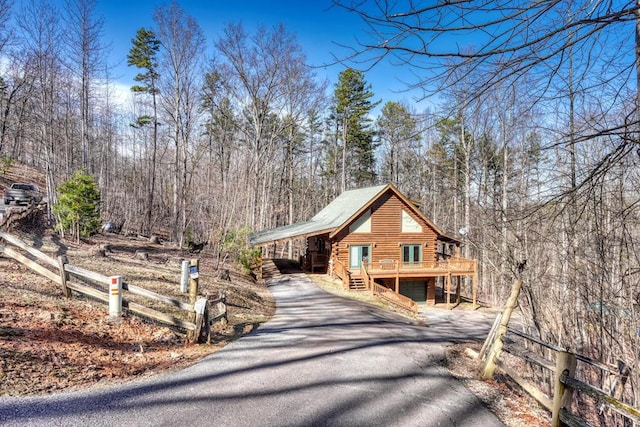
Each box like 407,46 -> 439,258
0,273 -> 503,426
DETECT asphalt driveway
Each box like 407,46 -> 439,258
0,273 -> 503,426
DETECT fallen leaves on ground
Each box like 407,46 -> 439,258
0,229 -> 274,397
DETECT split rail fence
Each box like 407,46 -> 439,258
0,203 -> 44,230
476,280 -> 639,426
0,231 -> 227,344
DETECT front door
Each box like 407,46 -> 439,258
402,244 -> 422,268
350,245 -> 371,269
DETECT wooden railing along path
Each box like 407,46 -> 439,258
362,264 -> 418,313
327,256 -> 418,313
476,280 -> 639,426
0,231 -> 226,343
330,257 -> 351,290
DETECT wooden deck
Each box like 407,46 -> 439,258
361,257 -> 478,310
330,256 -> 478,312
364,257 -> 477,279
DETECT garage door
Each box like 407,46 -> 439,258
399,281 -> 426,304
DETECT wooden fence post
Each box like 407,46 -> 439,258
478,312 -> 502,361
481,279 -> 522,379
218,292 -> 228,327
58,255 -> 70,298
193,297 -> 210,344
187,259 -> 199,343
109,275 -> 122,318
551,350 -> 577,427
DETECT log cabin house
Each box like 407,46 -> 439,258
250,184 -> 478,312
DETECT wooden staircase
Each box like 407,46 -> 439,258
260,259 -> 282,281
349,275 -> 367,291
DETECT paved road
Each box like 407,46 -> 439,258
0,273 -> 503,426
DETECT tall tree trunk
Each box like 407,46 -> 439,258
500,115 -> 509,300
341,121 -> 348,193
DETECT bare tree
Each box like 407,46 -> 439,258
154,1 -> 206,246
63,0 -> 105,172
214,23 -> 320,230
15,0 -> 65,209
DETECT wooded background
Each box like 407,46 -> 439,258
0,0 -> 638,415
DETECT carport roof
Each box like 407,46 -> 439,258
249,184 -> 388,246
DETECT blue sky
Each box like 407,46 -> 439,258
93,0 -> 431,111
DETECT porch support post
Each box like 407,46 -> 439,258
395,259 -> 400,293
472,262 -> 478,308
426,278 -> 435,306
446,273 -> 451,309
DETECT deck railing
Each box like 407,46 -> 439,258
360,263 -> 372,290
364,257 -> 477,274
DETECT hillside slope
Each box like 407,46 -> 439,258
0,221 -> 275,396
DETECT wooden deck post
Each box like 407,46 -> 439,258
426,279 -> 435,305
395,261 -> 400,293
472,265 -> 478,308
551,350 -> 577,427
480,279 -> 522,379
446,273 -> 451,309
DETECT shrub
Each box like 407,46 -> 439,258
239,246 -> 262,273
53,169 -> 101,242
215,226 -> 262,273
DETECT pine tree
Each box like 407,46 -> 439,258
127,27 -> 160,235
333,68 -> 379,191
377,101 -> 420,187
53,169 -> 101,243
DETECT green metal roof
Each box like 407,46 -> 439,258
249,184 -> 387,246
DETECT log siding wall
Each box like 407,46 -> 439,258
331,192 -> 438,268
